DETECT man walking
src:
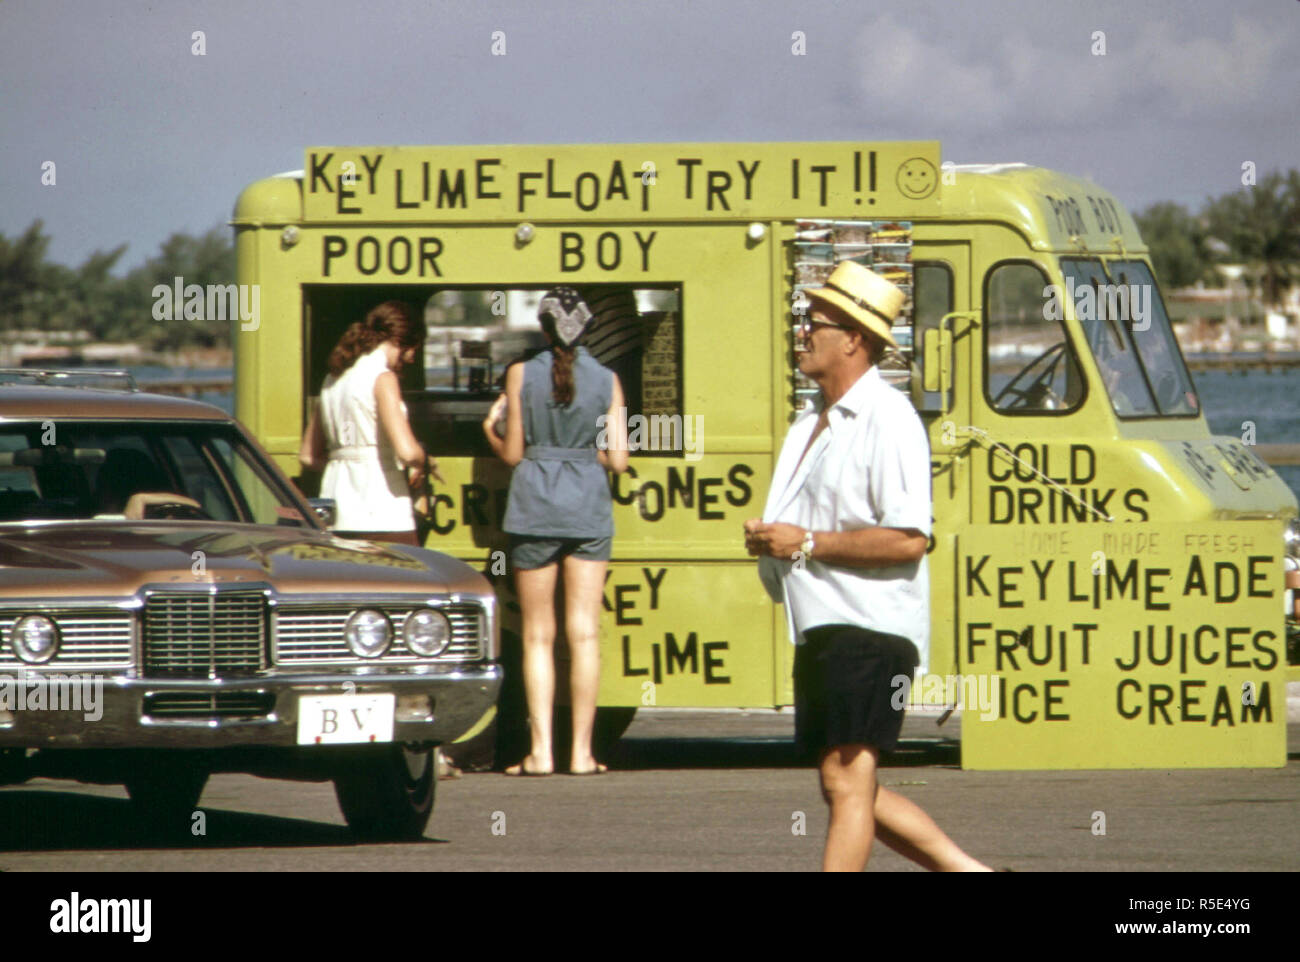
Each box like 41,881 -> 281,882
745,261 -> 991,872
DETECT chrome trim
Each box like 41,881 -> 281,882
0,589 -> 494,672
0,665 -> 504,745
140,582 -> 272,679
0,609 -> 134,670
0,599 -> 142,611
0,368 -> 138,391
275,601 -> 487,665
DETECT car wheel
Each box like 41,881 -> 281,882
124,762 -> 209,833
333,744 -> 435,841
0,748 -> 28,786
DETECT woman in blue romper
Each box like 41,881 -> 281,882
484,288 -> 629,775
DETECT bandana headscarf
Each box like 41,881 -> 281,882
537,287 -> 593,347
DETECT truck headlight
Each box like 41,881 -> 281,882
344,610 -> 391,658
403,608 -> 452,657
10,615 -> 60,664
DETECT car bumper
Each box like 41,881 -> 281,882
0,665 -> 502,749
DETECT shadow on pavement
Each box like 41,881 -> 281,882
0,789 -> 446,852
610,736 -> 961,771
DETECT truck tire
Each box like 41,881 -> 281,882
333,744 -> 435,841
592,706 -> 637,756
124,763 -> 208,833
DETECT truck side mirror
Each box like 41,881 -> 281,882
915,312 -> 963,414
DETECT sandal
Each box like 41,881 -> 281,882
504,760 -> 553,776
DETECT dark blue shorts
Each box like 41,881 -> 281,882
508,535 -> 612,570
793,624 -> 920,760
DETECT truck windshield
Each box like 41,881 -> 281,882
1107,259 -> 1199,416
1059,257 -> 1199,418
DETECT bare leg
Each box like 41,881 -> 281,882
508,564 -> 559,774
819,745 -> 878,871
873,787 -> 992,871
563,555 -> 606,773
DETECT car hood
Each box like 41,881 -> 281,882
0,523 -> 487,599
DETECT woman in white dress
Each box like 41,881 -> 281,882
298,301 -> 439,545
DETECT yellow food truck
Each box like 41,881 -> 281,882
232,141 -> 1298,770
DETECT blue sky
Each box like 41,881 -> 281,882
3,0 -> 1297,271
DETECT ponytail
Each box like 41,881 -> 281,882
540,313 -> 577,406
551,345 -> 576,406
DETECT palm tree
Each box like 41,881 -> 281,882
1203,171 -> 1300,310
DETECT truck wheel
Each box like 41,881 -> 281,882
333,744 -> 435,841
124,764 -> 208,832
593,706 -> 637,756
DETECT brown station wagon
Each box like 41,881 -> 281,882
0,371 -> 500,839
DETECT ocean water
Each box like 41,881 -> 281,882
1194,368 -> 1300,504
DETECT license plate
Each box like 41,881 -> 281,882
296,693 -> 395,745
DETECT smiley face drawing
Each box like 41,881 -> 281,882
896,158 -> 938,199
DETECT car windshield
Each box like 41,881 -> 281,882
1060,257 -> 1199,418
0,421 -> 312,526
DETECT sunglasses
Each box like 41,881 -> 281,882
796,316 -> 855,339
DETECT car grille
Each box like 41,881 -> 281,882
0,610 -> 133,668
142,589 -> 268,678
275,603 -> 484,663
142,690 -> 276,720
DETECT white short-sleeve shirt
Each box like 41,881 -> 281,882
758,366 -> 932,670
318,345 -> 414,532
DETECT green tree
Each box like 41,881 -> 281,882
0,220 -> 63,332
123,224 -> 236,349
1133,202 -> 1215,289
1202,170 -> 1300,309
0,220 -> 236,350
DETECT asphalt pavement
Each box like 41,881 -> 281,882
1,706 -> 1296,872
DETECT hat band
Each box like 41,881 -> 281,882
824,279 -> 896,328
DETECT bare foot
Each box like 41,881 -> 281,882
504,755 -> 553,776
569,758 -> 608,775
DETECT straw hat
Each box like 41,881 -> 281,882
806,260 -> 904,349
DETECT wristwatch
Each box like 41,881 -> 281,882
800,529 -> 815,559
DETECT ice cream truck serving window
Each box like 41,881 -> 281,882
302,286 -> 682,461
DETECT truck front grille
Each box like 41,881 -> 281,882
142,589 -> 268,678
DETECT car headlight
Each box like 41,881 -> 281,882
402,608 -> 452,657
10,615 -> 60,664
1285,518 -> 1300,560
344,610 -> 391,658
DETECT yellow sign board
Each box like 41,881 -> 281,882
302,141 -> 942,221
958,521 -> 1286,769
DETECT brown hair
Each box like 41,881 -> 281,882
327,301 -> 425,377
539,312 -> 576,406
